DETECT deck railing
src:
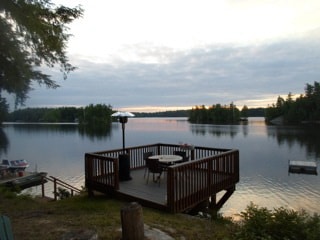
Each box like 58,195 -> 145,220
166,149 -> 239,212
85,143 -> 239,213
41,176 -> 82,200
85,153 -> 119,193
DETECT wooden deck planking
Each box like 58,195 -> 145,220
117,168 -> 232,206
118,168 -> 167,205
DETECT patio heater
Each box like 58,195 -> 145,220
111,111 -> 135,181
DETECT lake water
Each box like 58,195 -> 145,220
1,117 -> 319,217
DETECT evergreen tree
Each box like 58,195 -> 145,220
241,105 -> 249,118
265,81 -> 320,124
189,103 -> 240,124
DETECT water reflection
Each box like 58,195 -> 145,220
267,125 -> 320,158
190,118 -> 320,159
0,128 -> 9,155
190,124 -> 241,138
1,118 -> 319,218
78,124 -> 113,140
2,123 -> 113,140
0,123 -> 114,159
9,123 -> 79,133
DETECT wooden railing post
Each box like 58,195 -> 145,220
191,149 -> 195,160
53,178 -> 57,201
41,176 -> 45,198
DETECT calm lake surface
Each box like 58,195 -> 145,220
1,117 -> 320,217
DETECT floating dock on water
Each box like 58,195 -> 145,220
289,160 -> 318,175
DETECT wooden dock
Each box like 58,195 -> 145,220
85,143 -> 239,213
0,172 -> 47,190
289,160 -> 318,175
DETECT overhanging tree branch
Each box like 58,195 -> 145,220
0,0 -> 83,106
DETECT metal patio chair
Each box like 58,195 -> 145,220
145,158 -> 163,186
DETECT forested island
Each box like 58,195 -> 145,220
189,81 -> 320,125
189,103 -> 247,124
265,81 -> 320,124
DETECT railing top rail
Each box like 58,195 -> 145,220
45,176 -> 81,193
168,149 -> 239,168
85,153 -> 118,160
86,143 -> 234,156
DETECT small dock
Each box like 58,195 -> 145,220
0,172 -> 47,190
289,160 -> 318,175
1,171 -> 82,201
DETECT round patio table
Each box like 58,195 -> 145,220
148,155 -> 182,164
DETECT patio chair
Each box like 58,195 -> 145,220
0,215 -> 14,240
143,151 -> 154,179
145,158 -> 163,186
173,151 -> 189,163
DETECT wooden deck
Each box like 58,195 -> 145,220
85,143 -> 239,213
116,168 -> 233,211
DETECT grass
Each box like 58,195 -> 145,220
1,187 -> 320,240
0,187 -> 234,239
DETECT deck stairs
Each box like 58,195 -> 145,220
41,175 -> 82,200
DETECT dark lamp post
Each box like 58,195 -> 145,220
119,116 -> 128,153
111,111 -> 134,181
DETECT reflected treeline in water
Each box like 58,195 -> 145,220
190,124 -> 244,138
10,123 -> 79,133
3,123 -> 113,140
78,123 -> 113,140
0,127 -> 9,155
267,124 -> 320,158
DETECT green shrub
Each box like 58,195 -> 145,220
236,203 -> 320,240
0,185 -> 17,198
54,187 -> 71,200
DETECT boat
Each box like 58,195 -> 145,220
0,159 -> 29,173
288,160 -> 318,175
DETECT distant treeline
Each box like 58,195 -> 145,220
134,108 -> 264,118
6,104 -> 265,124
6,104 -> 113,125
133,110 -> 190,118
265,81 -> 320,124
246,108 -> 265,117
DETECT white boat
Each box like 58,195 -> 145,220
289,160 -> 318,175
0,159 -> 29,172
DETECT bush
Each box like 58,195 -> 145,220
236,203 -> 320,240
54,187 -> 71,200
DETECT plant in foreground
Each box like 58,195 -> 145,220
235,202 -> 320,240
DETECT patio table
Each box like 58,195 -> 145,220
148,155 -> 182,165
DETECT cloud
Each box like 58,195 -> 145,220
9,0 -> 320,111
24,30 -> 320,111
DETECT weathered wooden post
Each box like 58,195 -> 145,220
120,202 -> 144,240
191,149 -> 195,160
53,178 -> 57,201
41,176 -> 46,198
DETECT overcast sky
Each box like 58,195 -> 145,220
23,0 -> 320,112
